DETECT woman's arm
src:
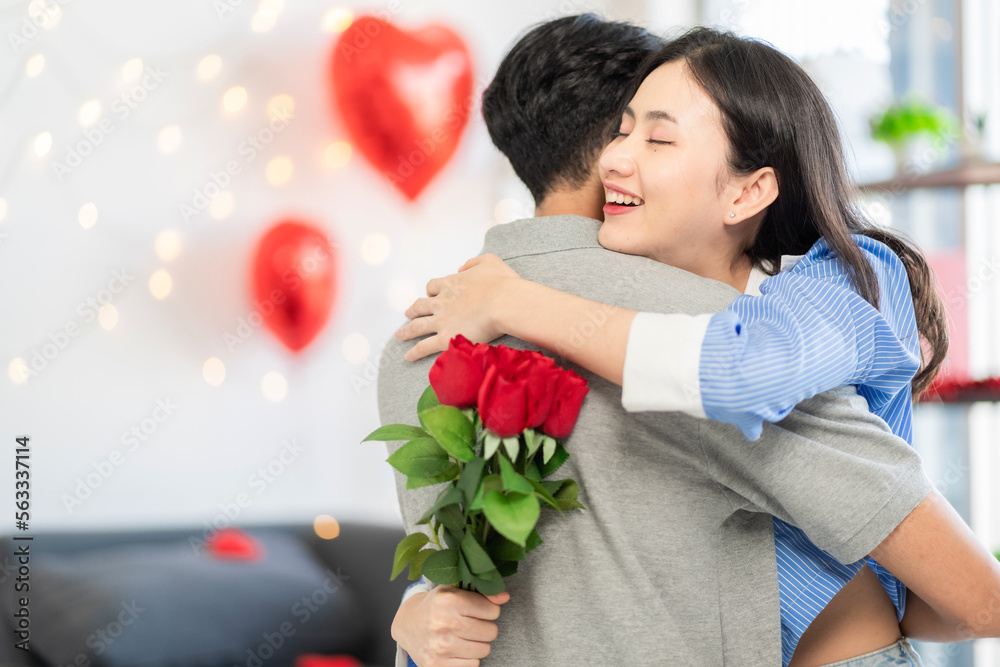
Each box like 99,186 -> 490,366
397,254 -> 638,384
871,488 -> 1000,641
399,242 -> 919,440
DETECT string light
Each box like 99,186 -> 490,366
34,131 -> 52,157
209,191 -> 234,220
265,156 -> 293,186
78,100 -> 102,127
313,515 -> 341,539
323,8 -> 353,33
261,371 -> 288,402
78,202 -> 98,229
223,86 -> 248,113
98,304 -> 118,331
342,333 -> 371,364
360,233 -> 391,265
154,229 -> 182,262
266,94 -> 295,122
122,58 -> 144,83
25,54 -> 45,78
196,54 -> 222,81
203,357 -> 226,386
157,125 -> 182,154
323,141 -> 352,169
8,357 -> 28,385
148,270 -> 173,300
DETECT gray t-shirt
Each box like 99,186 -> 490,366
377,215 -> 932,666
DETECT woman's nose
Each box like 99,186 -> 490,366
599,144 -> 636,178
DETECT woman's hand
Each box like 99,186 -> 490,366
391,585 -> 510,667
396,254 -> 521,361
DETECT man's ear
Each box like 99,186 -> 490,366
725,167 -> 779,226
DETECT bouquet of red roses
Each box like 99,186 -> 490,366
364,335 -> 589,594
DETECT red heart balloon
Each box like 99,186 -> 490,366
331,16 -> 474,200
251,221 -> 337,352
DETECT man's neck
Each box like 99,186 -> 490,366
533,184 -> 604,220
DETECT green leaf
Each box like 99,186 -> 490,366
419,405 -> 475,462
502,436 -> 520,462
391,532 -> 430,579
457,458 -> 486,506
436,504 -> 466,533
524,429 -> 542,458
422,548 -> 460,585
496,560 -> 519,577
443,527 -> 463,552
539,443 -> 570,477
417,487 -> 463,525
486,532 -> 526,562
363,424 -> 430,442
554,479 -> 585,511
470,474 -> 503,512
461,531 -> 496,575
499,456 -> 534,495
386,438 -> 450,478
482,491 -> 540,547
417,385 -> 441,414
408,548 -> 435,580
484,431 -> 502,459
458,550 -> 473,587
524,460 -> 542,482
525,529 -> 543,553
472,568 -> 506,595
527,477 -> 561,511
542,435 -> 557,463
406,463 -> 460,490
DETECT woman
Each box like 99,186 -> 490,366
396,28 -> 998,667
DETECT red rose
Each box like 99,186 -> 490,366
428,335 -> 488,408
523,354 -> 560,429
542,370 -> 589,438
477,363 -> 529,437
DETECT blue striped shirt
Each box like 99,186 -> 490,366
701,234 -> 920,665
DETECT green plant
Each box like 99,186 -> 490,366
870,97 -> 958,147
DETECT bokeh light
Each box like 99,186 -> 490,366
155,229 -> 182,262
157,125 -> 182,154
196,54 -> 222,81
209,191 -> 235,220
342,333 -> 371,364
265,156 -> 293,186
148,270 -> 173,300
34,131 -> 52,157
222,86 -> 248,113
360,233 -> 391,265
261,371 -> 288,402
122,58 -> 144,83
98,304 -> 118,331
313,515 -> 341,539
77,100 -> 102,127
266,94 -> 295,122
323,141 -> 352,169
25,54 -> 45,78
78,203 -> 98,230
203,357 -> 226,386
323,8 -> 353,33
8,357 -> 28,385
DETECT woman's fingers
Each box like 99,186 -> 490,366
404,334 -> 445,362
405,297 -> 435,319
455,618 -> 500,643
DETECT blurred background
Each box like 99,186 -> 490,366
0,0 -> 998,664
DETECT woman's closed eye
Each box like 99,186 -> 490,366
647,138 -> 674,146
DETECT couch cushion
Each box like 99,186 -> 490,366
11,529 -> 368,667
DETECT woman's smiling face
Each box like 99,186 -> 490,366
597,60 -> 736,273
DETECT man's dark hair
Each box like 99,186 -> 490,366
482,14 -> 663,205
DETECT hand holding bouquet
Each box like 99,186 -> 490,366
364,335 -> 589,594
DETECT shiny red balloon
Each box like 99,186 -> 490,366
251,221 -> 337,352
331,15 -> 474,200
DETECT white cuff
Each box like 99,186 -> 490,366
621,312 -> 712,417
396,577 -> 434,667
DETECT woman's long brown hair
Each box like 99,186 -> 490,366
634,27 -> 949,397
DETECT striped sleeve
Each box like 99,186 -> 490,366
396,577 -> 434,667
699,235 -> 921,440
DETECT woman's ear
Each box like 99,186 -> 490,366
725,167 -> 779,225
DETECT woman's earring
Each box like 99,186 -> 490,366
729,212 -> 736,218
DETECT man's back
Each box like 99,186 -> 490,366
377,216 -> 930,665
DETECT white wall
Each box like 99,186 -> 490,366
0,0 -> 697,533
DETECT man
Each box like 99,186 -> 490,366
377,15 -> 941,667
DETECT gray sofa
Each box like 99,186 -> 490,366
0,522 -> 409,667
